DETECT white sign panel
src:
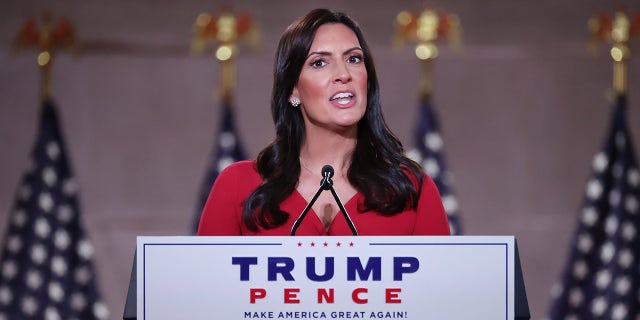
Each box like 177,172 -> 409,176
137,236 -> 514,320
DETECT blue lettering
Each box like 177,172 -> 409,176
232,257 -> 257,281
393,257 -> 419,280
268,257 -> 295,281
306,257 -> 334,281
347,257 -> 381,281
233,256 -> 419,282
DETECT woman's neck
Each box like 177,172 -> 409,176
299,128 -> 356,176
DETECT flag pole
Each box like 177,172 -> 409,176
38,13 -> 54,102
394,8 -> 462,100
546,9 -> 639,320
588,10 -> 639,96
191,9 -> 259,104
13,11 -> 76,103
190,8 -> 258,233
393,7 -> 464,235
610,12 -> 630,96
4,12 -> 109,320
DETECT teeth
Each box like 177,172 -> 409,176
331,92 -> 353,100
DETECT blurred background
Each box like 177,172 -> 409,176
1,0 -> 640,319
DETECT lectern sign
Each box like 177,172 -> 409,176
137,236 -> 514,320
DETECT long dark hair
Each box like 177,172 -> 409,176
242,8 -> 424,231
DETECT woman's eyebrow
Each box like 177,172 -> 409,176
307,47 -> 363,59
307,50 -> 330,58
343,47 -> 363,55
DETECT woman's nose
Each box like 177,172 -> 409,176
333,62 -> 352,83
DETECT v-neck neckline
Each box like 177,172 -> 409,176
291,189 -> 359,231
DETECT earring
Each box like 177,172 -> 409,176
289,98 -> 300,107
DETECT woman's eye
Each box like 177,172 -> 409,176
311,59 -> 327,68
348,55 -> 362,64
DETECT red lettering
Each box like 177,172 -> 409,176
284,288 -> 300,303
250,287 -> 401,304
250,288 -> 266,303
352,288 -> 368,304
317,288 -> 334,303
385,288 -> 402,303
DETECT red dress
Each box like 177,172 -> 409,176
197,160 -> 450,236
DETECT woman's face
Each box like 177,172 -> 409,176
292,23 -> 368,133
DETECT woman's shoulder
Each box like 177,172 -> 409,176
216,159 -> 262,190
226,159 -> 256,170
221,159 -> 259,177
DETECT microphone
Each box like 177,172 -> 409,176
290,165 -> 358,236
321,165 -> 334,190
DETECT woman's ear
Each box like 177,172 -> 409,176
291,86 -> 299,101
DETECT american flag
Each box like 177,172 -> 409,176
406,97 -> 463,235
192,100 -> 247,233
547,95 -> 640,319
0,100 -> 108,319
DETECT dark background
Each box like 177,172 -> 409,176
1,1 -> 639,318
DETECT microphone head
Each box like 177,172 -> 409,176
321,165 -> 334,178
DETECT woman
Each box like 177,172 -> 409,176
198,8 -> 450,236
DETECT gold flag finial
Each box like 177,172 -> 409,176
588,10 -> 640,95
394,7 -> 462,97
14,12 -> 76,102
191,8 -> 260,103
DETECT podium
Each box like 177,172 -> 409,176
124,236 -> 530,320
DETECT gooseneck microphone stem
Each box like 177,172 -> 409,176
290,184 -> 325,236
328,186 -> 358,236
290,165 -> 358,236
